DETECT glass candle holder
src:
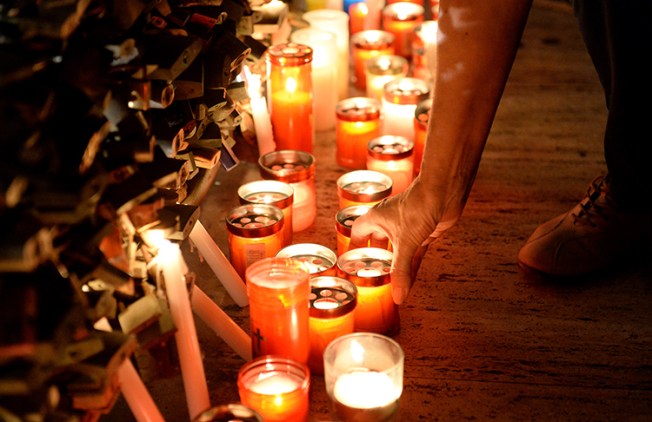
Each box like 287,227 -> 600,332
412,20 -> 439,82
348,1 -> 367,35
276,243 -> 337,277
337,247 -> 399,335
308,276 -> 357,375
365,55 -> 409,101
366,135 -> 414,195
259,150 -> 316,232
382,77 -> 431,141
266,43 -> 314,153
238,355 -> 310,422
413,99 -> 431,176
290,28 -> 338,132
246,257 -> 311,363
336,97 -> 382,169
238,180 -> 294,247
351,30 -> 395,90
337,170 -> 393,210
226,204 -> 285,278
382,2 -> 424,58
192,404 -> 263,422
335,205 -> 371,256
323,333 -> 404,422
302,9 -> 350,100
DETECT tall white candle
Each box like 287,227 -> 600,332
191,285 -> 252,361
244,66 -> 276,156
381,77 -> 431,141
157,241 -> 210,420
189,220 -> 249,307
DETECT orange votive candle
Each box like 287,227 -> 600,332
365,55 -> 409,101
336,205 -> 372,256
349,1 -> 368,35
266,43 -> 314,153
259,150 -> 317,232
366,135 -> 414,195
308,276 -> 357,374
238,356 -> 310,422
336,97 -> 382,169
238,180 -> 294,247
413,99 -> 431,176
337,247 -> 399,335
337,170 -> 393,210
351,30 -> 395,90
277,243 -> 337,277
246,257 -> 311,364
226,204 -> 285,278
382,2 -> 425,58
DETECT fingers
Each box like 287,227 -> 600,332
390,240 -> 420,305
350,209 -> 387,248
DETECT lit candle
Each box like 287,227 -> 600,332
238,356 -> 310,422
155,241 -> 210,420
351,30 -> 395,90
192,404 -> 262,422
337,247 -> 399,334
364,0 -> 383,30
276,243 -> 338,277
323,333 -> 404,422
381,77 -> 431,141
308,276 -> 357,374
381,2 -> 425,58
266,43 -> 314,153
413,99 -> 431,176
335,205 -> 376,256
366,135 -> 414,195
412,20 -> 439,83
303,9 -> 350,100
365,55 -> 409,101
246,257 -> 311,363
290,28 -> 338,132
337,170 -> 393,210
348,1 -> 367,35
191,285 -> 252,361
189,220 -> 249,307
336,97 -> 382,169
238,180 -> 294,247
244,66 -> 275,156
259,150 -> 317,232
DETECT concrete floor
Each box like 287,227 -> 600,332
106,1 -> 652,420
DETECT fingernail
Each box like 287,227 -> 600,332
392,287 -> 407,305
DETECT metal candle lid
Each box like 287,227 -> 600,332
238,180 -> 294,210
365,55 -> 409,76
309,276 -> 358,319
337,170 -> 393,203
383,77 -> 431,105
259,150 -> 316,184
351,30 -> 395,50
336,205 -> 372,237
225,203 -> 284,238
337,247 -> 392,287
367,135 -> 414,161
383,2 -> 425,21
192,404 -> 263,422
266,42 -> 313,66
276,243 -> 337,276
415,99 -> 431,129
336,97 -> 382,122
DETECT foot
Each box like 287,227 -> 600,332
518,175 -> 652,276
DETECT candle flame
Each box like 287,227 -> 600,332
350,339 -> 366,364
285,76 -> 297,94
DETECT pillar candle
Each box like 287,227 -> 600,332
244,66 -> 275,156
337,170 -> 393,209
381,2 -> 425,58
189,221 -> 249,307
348,1 -> 367,35
412,20 -> 439,83
266,43 -> 314,153
290,28 -> 338,132
302,9 -> 350,100
276,243 -> 338,277
336,97 -> 382,169
238,180 -> 294,247
381,77 -> 431,141
366,135 -> 414,195
365,55 -> 409,101
413,99 -> 431,176
364,0 -> 383,30
351,30 -> 395,90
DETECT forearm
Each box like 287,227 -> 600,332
419,0 -> 533,224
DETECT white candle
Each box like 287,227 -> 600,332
189,220 -> 249,307
381,77 -> 431,141
244,66 -> 276,156
157,241 -> 210,420
191,285 -> 252,361
249,372 -> 302,395
94,318 -> 165,422
333,371 -> 400,409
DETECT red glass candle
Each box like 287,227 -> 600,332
382,2 -> 424,58
238,180 -> 294,247
337,170 -> 393,210
276,243 -> 337,277
246,257 -> 311,363
365,55 -> 409,101
336,97 -> 382,169
266,43 -> 314,153
413,99 -> 431,176
366,135 -> 414,195
226,204 -> 285,278
349,1 -> 367,35
238,356 -> 310,422
308,276 -> 357,374
351,30 -> 395,90
337,247 -> 399,335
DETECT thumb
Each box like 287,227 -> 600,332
350,210 -> 387,248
